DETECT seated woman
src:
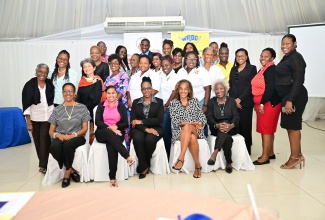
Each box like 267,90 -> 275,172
48,83 -> 91,188
169,79 -> 206,178
131,77 -> 164,179
95,86 -> 135,187
104,54 -> 130,148
206,80 -> 239,174
78,58 -> 106,144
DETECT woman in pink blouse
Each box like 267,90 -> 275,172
94,86 -> 135,187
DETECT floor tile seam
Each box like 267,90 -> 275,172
213,171 -> 234,201
271,167 -> 313,195
307,193 -> 325,206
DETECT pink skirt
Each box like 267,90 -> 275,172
253,95 -> 281,134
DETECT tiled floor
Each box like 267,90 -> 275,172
1,119 -> 325,219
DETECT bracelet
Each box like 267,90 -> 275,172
203,104 -> 208,107
73,132 -> 77,137
53,132 -> 57,138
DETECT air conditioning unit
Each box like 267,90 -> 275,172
103,16 -> 185,34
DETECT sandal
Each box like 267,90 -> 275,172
193,167 -> 202,178
110,180 -> 118,187
172,159 -> 184,170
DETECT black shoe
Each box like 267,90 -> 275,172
71,172 -> 80,182
253,159 -> 270,165
139,174 -> 146,179
225,166 -> 233,174
207,159 -> 216,166
62,178 -> 70,188
258,155 -> 276,160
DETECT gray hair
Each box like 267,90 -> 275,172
214,79 -> 229,94
80,58 -> 96,68
202,47 -> 213,55
36,63 -> 49,72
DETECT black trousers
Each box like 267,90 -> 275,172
50,136 -> 86,170
133,129 -> 162,173
213,131 -> 234,163
237,106 -> 253,154
95,128 -> 129,180
31,121 -> 51,168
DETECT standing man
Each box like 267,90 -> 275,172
140,38 -> 154,58
97,41 -> 109,63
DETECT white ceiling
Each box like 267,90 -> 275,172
1,0 -> 325,41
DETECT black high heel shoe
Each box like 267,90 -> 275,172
207,159 -> 216,165
139,168 -> 149,179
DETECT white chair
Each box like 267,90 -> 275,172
87,106 -> 129,182
169,139 -> 212,174
129,138 -> 171,176
42,125 -> 91,185
207,134 -> 255,171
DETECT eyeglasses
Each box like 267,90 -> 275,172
110,62 -> 120,66
141,87 -> 152,91
186,58 -> 197,61
236,55 -> 246,59
98,46 -> 106,49
63,90 -> 74,94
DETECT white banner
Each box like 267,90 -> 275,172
123,32 -> 162,61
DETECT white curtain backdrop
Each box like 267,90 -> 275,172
1,0 -> 325,40
0,34 -> 323,120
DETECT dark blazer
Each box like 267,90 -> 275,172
95,101 -> 128,131
130,97 -> 164,135
207,97 -> 239,136
22,77 -> 54,112
77,80 -> 103,119
229,64 -> 257,107
259,65 -> 281,107
141,50 -> 154,58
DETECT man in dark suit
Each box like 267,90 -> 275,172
140,38 -> 154,58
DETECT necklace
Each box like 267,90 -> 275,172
58,68 -> 66,74
64,102 -> 75,120
181,100 -> 189,110
217,98 -> 226,116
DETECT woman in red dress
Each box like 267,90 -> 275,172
251,48 -> 281,165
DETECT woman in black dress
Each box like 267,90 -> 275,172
229,48 -> 257,154
275,34 -> 308,169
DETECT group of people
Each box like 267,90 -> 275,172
22,33 -> 308,188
